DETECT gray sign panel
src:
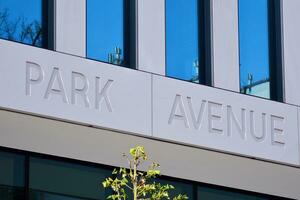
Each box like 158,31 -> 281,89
0,40 -> 152,136
152,75 -> 299,165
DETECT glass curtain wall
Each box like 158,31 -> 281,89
29,157 -> 112,200
0,149 -> 287,200
0,151 -> 25,200
0,0 -> 51,48
239,0 -> 279,99
166,0 -> 206,84
87,0 -> 135,68
198,186 -> 267,200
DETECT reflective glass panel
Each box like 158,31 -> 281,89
158,178 -> 194,199
29,191 -> 92,200
166,0 -> 201,83
87,0 -> 128,67
0,0 -> 46,47
198,186 -> 267,200
29,157 -> 112,200
239,0 -> 271,98
0,151 -> 25,200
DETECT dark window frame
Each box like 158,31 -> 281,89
86,0 -> 137,69
269,0 -> 284,101
165,0 -> 212,86
44,0 -> 55,50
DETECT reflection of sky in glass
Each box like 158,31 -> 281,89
87,0 -> 124,65
0,0 -> 43,46
239,0 -> 270,98
166,0 -> 200,82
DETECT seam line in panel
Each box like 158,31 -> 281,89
297,108 -> 300,165
151,74 -> 153,137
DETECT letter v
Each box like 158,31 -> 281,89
187,97 -> 206,130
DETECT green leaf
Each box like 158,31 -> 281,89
112,168 -> 118,174
102,146 -> 189,200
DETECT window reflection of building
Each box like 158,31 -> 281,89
238,0 -> 272,99
87,0 -> 136,69
241,73 -> 270,99
166,0 -> 201,83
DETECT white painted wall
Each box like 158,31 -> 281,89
137,0 -> 165,75
282,0 -> 300,106
55,0 -> 86,57
212,0 -> 240,92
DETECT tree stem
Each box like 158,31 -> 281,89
133,158 -> 137,200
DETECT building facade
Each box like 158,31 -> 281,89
0,0 -> 300,199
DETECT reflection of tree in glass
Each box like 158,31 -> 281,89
0,9 -> 43,47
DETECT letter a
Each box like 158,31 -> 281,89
168,95 -> 189,128
44,67 -> 69,103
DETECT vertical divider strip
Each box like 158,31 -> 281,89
151,74 -> 154,137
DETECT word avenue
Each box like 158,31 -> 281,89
169,94 -> 285,146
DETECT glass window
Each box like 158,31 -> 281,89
29,157 -> 112,200
0,151 -> 25,200
87,0 -> 135,68
0,0 -> 50,48
158,178 -> 194,199
239,0 -> 278,99
166,0 -> 206,84
198,186 -> 267,200
0,149 -> 288,200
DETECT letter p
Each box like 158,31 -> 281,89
26,61 -> 44,96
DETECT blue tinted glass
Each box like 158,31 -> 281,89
87,0 -> 125,66
239,0 -> 270,98
166,0 -> 201,83
0,0 -> 44,47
